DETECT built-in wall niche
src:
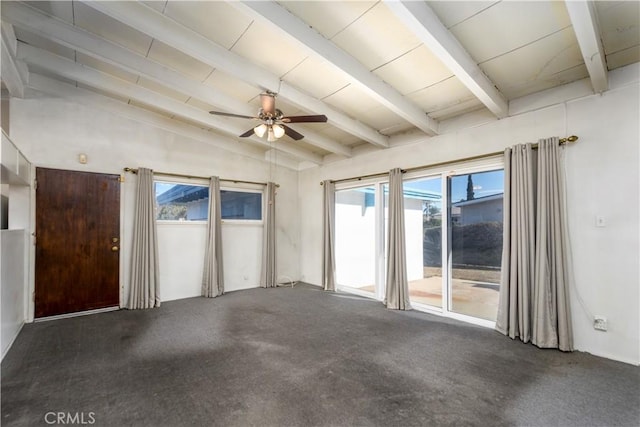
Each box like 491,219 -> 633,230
1,185 -> 8,230
1,130 -> 31,230
1,89 -> 9,134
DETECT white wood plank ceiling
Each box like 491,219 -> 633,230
2,1 -> 639,168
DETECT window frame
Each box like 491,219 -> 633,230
333,155 -> 504,329
219,185 -> 264,225
153,178 -> 265,226
154,177 -> 209,225
334,180 -> 384,300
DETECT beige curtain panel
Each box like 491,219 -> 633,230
128,167 -> 161,309
385,168 -> 411,310
322,180 -> 336,291
261,182 -> 277,288
496,138 -> 573,351
202,176 -> 224,298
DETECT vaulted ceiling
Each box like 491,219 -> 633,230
2,1 -> 639,169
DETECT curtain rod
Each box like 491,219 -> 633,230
123,167 -> 279,187
320,135 -> 578,186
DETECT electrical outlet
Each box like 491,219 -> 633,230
594,315 -> 608,331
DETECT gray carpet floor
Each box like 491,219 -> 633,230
2,283 -> 639,427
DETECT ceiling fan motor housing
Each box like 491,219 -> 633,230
260,93 -> 277,116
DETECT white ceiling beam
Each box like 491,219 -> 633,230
1,22 -> 26,98
1,20 -> 18,54
80,0 -> 388,148
17,43 -> 323,164
1,2 -> 351,158
384,0 -> 509,119
2,2 -> 248,111
235,1 -> 438,136
565,1 -> 608,93
275,83 -> 386,149
26,73 -> 272,164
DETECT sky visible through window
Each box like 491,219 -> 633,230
405,169 -> 504,202
155,182 -> 178,197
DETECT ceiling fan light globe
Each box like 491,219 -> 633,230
254,124 -> 268,138
267,127 -> 276,142
272,124 -> 285,138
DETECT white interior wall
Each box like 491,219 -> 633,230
9,91 -> 300,317
7,184 -> 29,230
1,229 -> 27,359
156,206 -> 264,301
221,223 -> 264,292
563,81 -> 640,365
299,64 -> 640,365
156,223 -> 206,302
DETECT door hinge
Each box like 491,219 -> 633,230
118,175 -> 125,183
32,291 -> 35,302
34,179 -> 38,190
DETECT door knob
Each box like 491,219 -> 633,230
111,246 -> 119,252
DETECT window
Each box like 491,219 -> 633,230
155,182 -> 263,222
392,176 -> 444,309
448,170 -> 504,321
221,190 -> 262,220
155,182 -> 208,221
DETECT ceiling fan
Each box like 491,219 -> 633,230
209,91 -> 327,142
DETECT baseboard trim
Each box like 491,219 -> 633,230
1,321 -> 25,362
34,306 -> 119,322
576,349 -> 640,366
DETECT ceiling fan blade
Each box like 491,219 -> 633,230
209,111 -> 257,120
281,115 -> 328,123
282,124 -> 304,141
239,128 -> 255,138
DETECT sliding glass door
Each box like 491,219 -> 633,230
335,185 -> 378,296
333,162 -> 504,326
448,170 -> 504,321
401,177 -> 443,308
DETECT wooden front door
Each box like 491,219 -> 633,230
35,168 -> 120,318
